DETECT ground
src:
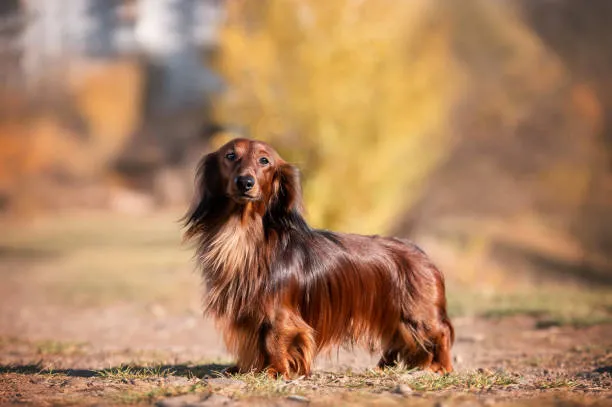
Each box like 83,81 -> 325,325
0,212 -> 611,406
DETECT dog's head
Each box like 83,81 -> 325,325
185,138 -> 302,231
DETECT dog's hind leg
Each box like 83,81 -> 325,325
381,321 -> 435,371
377,330 -> 402,369
429,318 -> 454,373
397,318 -> 454,373
377,349 -> 400,369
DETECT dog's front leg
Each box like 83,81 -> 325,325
264,308 -> 315,379
223,318 -> 270,375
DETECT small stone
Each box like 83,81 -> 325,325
286,395 -> 310,403
392,384 -> 413,396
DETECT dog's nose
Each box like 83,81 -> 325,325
235,175 -> 255,192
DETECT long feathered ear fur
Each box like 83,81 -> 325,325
273,164 -> 303,214
183,152 -> 221,239
265,164 -> 307,231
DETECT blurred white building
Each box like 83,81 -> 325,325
1,0 -> 223,108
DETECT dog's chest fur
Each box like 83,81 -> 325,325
199,215 -> 266,318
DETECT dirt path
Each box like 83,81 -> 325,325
1,213 -> 611,406
1,301 -> 611,406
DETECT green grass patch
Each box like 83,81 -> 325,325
228,372 -> 302,397
0,212 -> 184,253
407,371 -> 518,391
0,337 -> 89,356
34,339 -> 88,356
362,367 -> 519,392
0,212 -> 199,309
448,286 -> 612,328
98,364 -> 176,380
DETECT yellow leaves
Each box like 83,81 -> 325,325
214,0 -> 577,234
216,0 -> 458,233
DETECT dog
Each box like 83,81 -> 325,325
183,138 -> 454,378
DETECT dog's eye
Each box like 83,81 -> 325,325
225,152 -> 236,161
259,157 -> 270,165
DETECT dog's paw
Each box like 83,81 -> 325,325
428,362 -> 453,374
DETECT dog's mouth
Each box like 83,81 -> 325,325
231,193 -> 260,203
227,184 -> 261,204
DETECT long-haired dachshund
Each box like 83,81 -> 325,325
184,138 -> 454,378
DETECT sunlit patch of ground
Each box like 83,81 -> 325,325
1,212 -> 611,406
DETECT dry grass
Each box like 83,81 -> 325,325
225,368 -> 520,396
0,358 -> 589,405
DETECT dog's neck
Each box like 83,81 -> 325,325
189,196 -> 312,320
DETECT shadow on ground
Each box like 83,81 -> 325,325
0,363 -> 233,379
594,366 -> 612,375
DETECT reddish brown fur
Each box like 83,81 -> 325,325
184,138 -> 454,378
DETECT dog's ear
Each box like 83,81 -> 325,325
183,152 -> 221,238
270,163 -> 304,217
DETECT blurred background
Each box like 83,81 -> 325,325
1,0 -> 611,330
